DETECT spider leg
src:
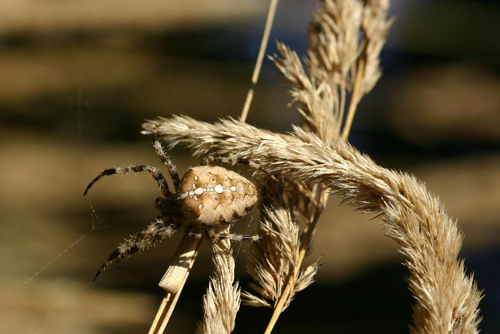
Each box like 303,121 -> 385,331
201,155 -> 278,182
93,217 -> 181,281
187,227 -> 266,243
84,165 -> 171,197
152,131 -> 181,192
210,232 -> 264,242
210,230 -> 267,242
201,155 -> 242,167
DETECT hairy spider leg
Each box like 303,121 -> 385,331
187,227 -> 266,243
93,217 -> 181,281
84,165 -> 172,197
201,155 -> 278,182
152,133 -> 181,192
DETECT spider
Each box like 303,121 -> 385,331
84,134 -> 263,281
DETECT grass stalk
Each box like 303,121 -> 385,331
148,234 -> 203,334
341,58 -> 365,140
263,191 -> 326,334
240,0 -> 279,122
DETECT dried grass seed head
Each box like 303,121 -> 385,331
242,182 -> 320,310
361,0 -> 394,95
144,115 -> 482,333
308,0 -> 363,84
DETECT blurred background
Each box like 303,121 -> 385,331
0,0 -> 499,333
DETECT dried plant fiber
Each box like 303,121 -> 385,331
143,115 -> 481,333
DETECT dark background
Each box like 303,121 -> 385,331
0,0 -> 499,333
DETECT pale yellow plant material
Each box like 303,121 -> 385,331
271,42 -> 340,140
158,234 -> 203,294
241,183 -> 321,310
143,116 -> 482,333
240,0 -> 279,122
307,0 -> 363,85
197,233 -> 240,334
261,1 -> 392,330
361,0 -> 394,95
143,0 -> 480,333
148,234 -> 203,334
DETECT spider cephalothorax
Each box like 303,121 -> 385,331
84,135 -> 261,281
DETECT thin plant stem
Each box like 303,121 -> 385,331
342,58 -> 365,140
149,291 -> 180,334
240,0 -> 279,122
338,81 -> 346,135
264,191 -> 327,334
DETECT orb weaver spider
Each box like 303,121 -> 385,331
84,134 -> 263,281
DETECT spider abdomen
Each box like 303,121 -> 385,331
177,166 -> 257,226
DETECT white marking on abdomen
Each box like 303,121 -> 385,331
214,184 -> 224,193
178,183 -> 227,200
194,187 -> 204,195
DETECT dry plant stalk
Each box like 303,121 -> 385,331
143,116 -> 482,333
149,234 -> 203,334
240,0 -> 279,122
